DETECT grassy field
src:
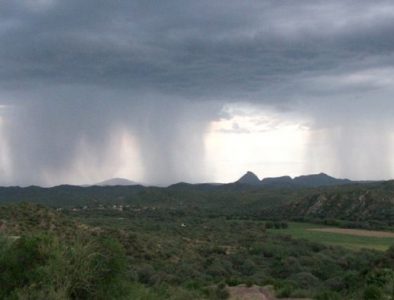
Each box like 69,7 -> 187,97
268,222 -> 394,251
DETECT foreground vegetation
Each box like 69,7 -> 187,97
0,203 -> 393,299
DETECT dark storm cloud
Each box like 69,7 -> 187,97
1,0 -> 393,97
0,0 -> 393,185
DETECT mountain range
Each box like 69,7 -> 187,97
91,172 -> 356,189
236,171 -> 352,188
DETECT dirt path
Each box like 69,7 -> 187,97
308,227 -> 394,238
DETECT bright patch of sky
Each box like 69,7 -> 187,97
205,104 -> 310,182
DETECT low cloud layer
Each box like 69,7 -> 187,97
0,0 -> 393,185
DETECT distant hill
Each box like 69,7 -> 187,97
292,173 -> 351,187
236,171 -> 261,185
261,176 -> 293,187
235,172 -> 352,188
168,182 -> 224,191
95,178 -> 138,186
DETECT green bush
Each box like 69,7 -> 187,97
276,283 -> 294,298
0,233 -> 130,299
215,284 -> 229,299
290,272 -> 319,289
363,285 -> 383,300
315,290 -> 341,300
265,222 -> 274,229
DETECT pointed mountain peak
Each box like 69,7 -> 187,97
236,171 -> 261,185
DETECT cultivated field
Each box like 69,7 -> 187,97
268,222 -> 394,251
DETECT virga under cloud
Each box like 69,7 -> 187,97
0,0 -> 393,185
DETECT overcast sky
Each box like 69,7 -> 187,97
0,0 -> 394,186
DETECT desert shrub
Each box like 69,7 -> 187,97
215,284 -> 229,299
323,219 -> 340,226
261,243 -> 285,258
248,242 -> 264,255
136,264 -> 156,285
386,245 -> 394,260
227,278 -> 241,288
315,290 -> 341,300
271,256 -> 302,278
127,282 -> 162,300
245,280 -> 254,287
208,262 -> 233,278
311,255 -> 342,281
366,268 -> 393,288
240,259 -> 257,276
290,289 -> 310,298
363,285 -> 383,300
280,222 -> 288,229
290,272 -> 319,289
265,222 -> 274,229
276,282 -> 294,298
324,276 -> 346,291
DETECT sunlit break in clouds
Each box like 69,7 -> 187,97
0,0 -> 394,186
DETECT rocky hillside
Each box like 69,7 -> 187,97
266,181 -> 394,225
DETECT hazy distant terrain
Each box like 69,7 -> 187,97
94,178 -> 139,186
